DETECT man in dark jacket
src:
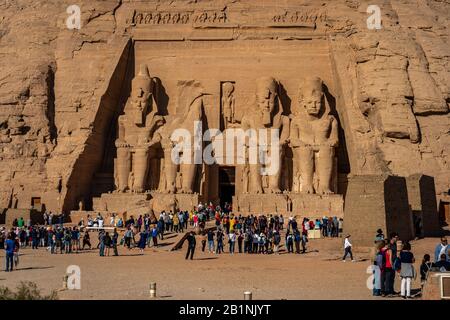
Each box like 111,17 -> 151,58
185,231 -> 196,260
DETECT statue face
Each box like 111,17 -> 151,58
257,87 -> 276,114
303,89 -> 323,116
256,79 -> 278,128
222,83 -> 234,97
299,77 -> 325,117
133,87 -> 151,125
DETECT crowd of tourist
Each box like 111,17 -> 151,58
370,230 -> 450,299
2,201 -> 450,301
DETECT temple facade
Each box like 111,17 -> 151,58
1,0 -> 448,245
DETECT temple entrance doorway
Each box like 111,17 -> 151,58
219,166 -> 235,207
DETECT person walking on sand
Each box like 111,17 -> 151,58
342,234 -> 355,262
185,231 -> 196,260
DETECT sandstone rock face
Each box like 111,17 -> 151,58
0,0 -> 448,222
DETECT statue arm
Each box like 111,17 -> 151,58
288,116 -> 299,147
231,97 -> 235,117
280,116 -> 290,145
329,116 -> 339,147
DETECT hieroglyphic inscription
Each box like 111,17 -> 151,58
272,10 -> 328,24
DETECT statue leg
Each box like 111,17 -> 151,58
133,148 -> 149,193
249,164 -> 263,194
299,146 -> 314,194
317,146 -> 335,194
181,164 -> 196,193
163,150 -> 177,193
292,147 -> 301,193
116,147 -> 131,192
267,152 -> 282,193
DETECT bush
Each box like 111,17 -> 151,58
0,281 -> 58,300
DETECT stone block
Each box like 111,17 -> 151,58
344,175 -> 414,247
94,192 -> 151,213
406,174 -> 442,237
233,194 -> 290,215
290,193 -> 344,219
4,208 -> 44,227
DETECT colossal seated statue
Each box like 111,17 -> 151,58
241,77 -> 289,194
290,77 -> 338,195
114,64 -> 165,193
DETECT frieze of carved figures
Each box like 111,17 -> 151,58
289,76 -> 338,195
132,10 -> 227,26
241,77 -> 290,194
114,64 -> 165,194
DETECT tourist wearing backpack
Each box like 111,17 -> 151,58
420,254 -> 433,286
258,233 -> 266,254
286,232 -> 294,253
399,242 -> 415,299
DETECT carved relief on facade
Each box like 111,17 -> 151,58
221,81 -> 235,129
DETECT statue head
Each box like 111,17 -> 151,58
256,77 -> 278,126
298,77 -> 324,117
132,64 -> 153,125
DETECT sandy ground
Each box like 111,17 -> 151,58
0,225 -> 444,300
